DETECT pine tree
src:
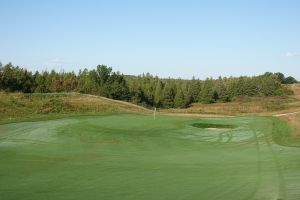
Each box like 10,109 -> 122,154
199,78 -> 217,104
215,77 -> 229,102
154,80 -> 163,107
188,77 -> 201,103
162,82 -> 175,108
174,87 -> 185,108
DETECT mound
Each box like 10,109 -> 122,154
0,92 -> 151,122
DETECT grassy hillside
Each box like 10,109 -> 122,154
0,92 -> 150,123
1,85 -> 300,122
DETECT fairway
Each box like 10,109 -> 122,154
0,114 -> 300,200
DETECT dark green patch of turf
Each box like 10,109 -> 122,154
191,122 -> 237,129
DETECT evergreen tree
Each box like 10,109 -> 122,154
131,86 -> 145,104
174,87 -> 185,108
154,80 -> 163,107
105,72 -> 129,100
199,78 -> 217,103
162,81 -> 175,108
96,65 -> 112,87
284,76 -> 298,84
188,77 -> 201,103
215,77 -> 230,102
34,71 -> 47,93
274,72 -> 285,83
0,62 -> 295,108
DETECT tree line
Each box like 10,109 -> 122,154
0,62 -> 297,108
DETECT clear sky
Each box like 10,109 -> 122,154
0,0 -> 299,79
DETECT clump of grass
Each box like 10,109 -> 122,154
38,98 -> 76,114
262,99 -> 288,111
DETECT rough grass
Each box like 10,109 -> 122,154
0,114 -> 299,200
279,113 -> 300,142
0,92 -> 150,123
2,88 -> 300,122
288,83 -> 300,100
163,95 -> 300,116
271,116 -> 300,147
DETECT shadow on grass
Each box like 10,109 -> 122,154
191,123 -> 237,129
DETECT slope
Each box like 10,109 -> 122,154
0,92 -> 151,123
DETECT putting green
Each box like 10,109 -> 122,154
0,114 -> 299,200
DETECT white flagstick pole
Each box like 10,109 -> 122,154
154,107 -> 156,120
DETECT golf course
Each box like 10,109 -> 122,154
2,1 -> 300,199
1,113 -> 300,200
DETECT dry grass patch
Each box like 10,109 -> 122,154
163,96 -> 299,116
289,84 -> 300,100
279,113 -> 300,137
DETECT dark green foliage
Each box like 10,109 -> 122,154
96,65 -> 112,87
274,72 -> 285,83
199,78 -> 217,104
0,62 -> 295,108
0,63 -> 34,93
187,77 -> 201,103
271,72 -> 298,84
284,76 -> 298,84
34,71 -> 50,93
77,69 -> 94,93
174,87 -> 185,108
162,81 -> 176,108
154,80 -> 163,107
104,72 -> 130,100
130,86 -> 145,104
215,77 -> 230,102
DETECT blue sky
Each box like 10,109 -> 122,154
0,0 -> 299,79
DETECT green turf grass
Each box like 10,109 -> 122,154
0,114 -> 299,200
